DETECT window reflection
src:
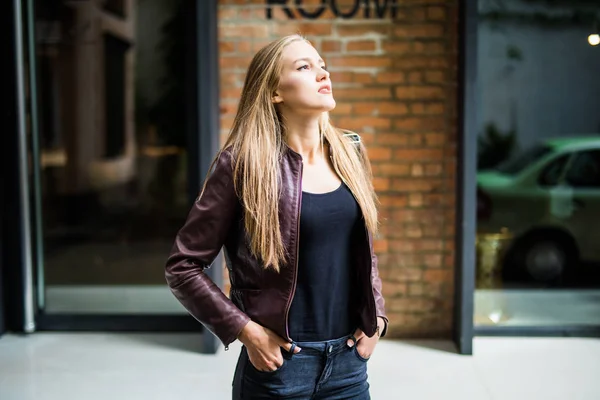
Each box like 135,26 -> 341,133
537,154 -> 569,187
475,0 -> 600,327
566,151 -> 600,188
494,145 -> 552,176
34,0 -> 191,313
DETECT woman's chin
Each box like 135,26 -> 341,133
290,100 -> 337,117
321,98 -> 337,112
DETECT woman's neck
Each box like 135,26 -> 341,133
283,114 -> 323,163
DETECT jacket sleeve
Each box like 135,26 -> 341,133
165,149 -> 250,347
371,252 -> 389,337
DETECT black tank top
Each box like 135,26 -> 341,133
288,182 -> 361,342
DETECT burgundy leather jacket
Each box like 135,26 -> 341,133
165,145 -> 387,349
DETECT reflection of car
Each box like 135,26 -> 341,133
477,135 -> 600,283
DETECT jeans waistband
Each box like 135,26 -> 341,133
289,334 -> 353,357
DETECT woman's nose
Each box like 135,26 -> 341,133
317,68 -> 329,81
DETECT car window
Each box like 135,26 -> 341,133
495,145 -> 553,175
538,154 -> 570,187
565,150 -> 600,188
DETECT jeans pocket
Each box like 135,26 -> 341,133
244,347 -> 288,376
248,360 -> 286,375
353,346 -> 370,362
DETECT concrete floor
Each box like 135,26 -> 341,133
1,333 -> 599,399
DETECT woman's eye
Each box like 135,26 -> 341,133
321,65 -> 328,71
297,64 -> 309,71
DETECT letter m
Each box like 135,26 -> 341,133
364,0 -> 397,19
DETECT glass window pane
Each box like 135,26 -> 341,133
474,0 -> 600,328
34,0 -> 193,314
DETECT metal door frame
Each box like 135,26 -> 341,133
453,0 -> 478,355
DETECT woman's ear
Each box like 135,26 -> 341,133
272,91 -> 283,104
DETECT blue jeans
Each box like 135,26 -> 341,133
232,334 -> 370,399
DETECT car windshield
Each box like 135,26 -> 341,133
494,145 -> 553,175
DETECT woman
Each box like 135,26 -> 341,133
165,34 -> 387,399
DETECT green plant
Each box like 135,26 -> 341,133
506,44 -> 524,61
478,122 -> 517,169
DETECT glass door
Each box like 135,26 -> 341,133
20,0 -> 218,337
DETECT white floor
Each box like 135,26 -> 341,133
1,333 -> 599,400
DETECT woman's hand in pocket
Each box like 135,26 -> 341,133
347,317 -> 386,359
238,320 -> 301,372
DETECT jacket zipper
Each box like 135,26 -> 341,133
284,159 -> 303,341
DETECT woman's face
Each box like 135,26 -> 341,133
274,40 -> 336,115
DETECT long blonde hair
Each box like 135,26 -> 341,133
212,35 -> 378,271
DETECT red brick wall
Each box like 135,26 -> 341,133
217,0 -> 459,338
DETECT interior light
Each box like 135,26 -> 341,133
589,33 -> 600,46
